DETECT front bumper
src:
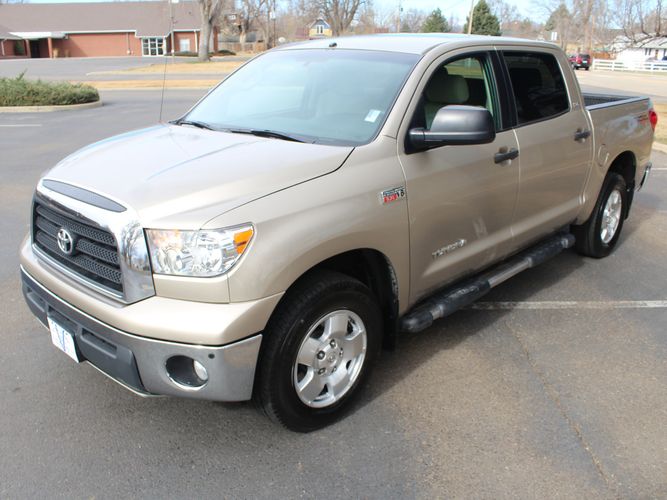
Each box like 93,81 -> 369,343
22,268 -> 262,401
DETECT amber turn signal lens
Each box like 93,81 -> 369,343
234,228 -> 254,255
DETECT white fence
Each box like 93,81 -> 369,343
592,59 -> 667,72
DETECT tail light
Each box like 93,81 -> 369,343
649,108 -> 658,131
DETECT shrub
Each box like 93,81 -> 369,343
0,73 -> 99,106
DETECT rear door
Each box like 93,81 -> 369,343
398,49 -> 520,303
498,48 -> 593,251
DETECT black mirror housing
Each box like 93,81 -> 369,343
409,105 -> 496,152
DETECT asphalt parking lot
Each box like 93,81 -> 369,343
1,85 -> 666,498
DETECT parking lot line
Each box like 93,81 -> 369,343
0,124 -> 43,127
470,300 -> 667,310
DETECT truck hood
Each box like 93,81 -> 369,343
44,124 -> 353,228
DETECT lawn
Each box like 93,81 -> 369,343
107,60 -> 245,75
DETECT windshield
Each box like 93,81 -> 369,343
184,49 -> 419,146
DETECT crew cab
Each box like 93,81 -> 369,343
20,35 -> 656,431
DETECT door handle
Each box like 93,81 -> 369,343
574,129 -> 591,141
494,148 -> 519,164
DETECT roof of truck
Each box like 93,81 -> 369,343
278,33 -> 557,55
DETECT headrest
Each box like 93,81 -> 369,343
425,73 -> 469,104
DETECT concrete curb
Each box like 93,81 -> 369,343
0,100 -> 102,113
652,142 -> 667,154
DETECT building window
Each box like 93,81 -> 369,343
142,37 -> 165,56
316,24 -> 324,34
179,38 -> 191,53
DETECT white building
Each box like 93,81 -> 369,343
613,35 -> 667,64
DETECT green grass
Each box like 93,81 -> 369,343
0,73 -> 99,107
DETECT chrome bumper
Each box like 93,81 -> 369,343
638,162 -> 652,191
21,268 -> 262,402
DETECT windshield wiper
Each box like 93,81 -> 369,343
227,128 -> 305,143
172,119 -> 216,131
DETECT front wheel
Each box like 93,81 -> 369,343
573,172 -> 627,258
254,270 -> 382,432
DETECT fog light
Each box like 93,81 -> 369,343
193,359 -> 209,382
165,355 -> 208,388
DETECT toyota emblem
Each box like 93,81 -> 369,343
56,227 -> 75,255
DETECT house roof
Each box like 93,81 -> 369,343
613,35 -> 667,50
308,18 -> 330,29
0,23 -> 21,40
0,1 -> 201,38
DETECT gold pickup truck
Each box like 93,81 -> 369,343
20,34 -> 656,431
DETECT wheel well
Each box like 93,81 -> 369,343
608,151 -> 636,217
287,249 -> 400,349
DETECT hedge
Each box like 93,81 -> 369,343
0,73 -> 99,107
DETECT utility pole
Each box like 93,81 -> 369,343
168,0 -> 175,59
397,0 -> 402,33
467,0 -> 475,34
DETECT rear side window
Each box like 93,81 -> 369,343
503,52 -> 569,125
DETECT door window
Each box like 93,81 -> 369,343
414,54 -> 498,131
503,52 -> 569,125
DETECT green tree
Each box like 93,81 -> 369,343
466,0 -> 501,36
421,8 -> 450,33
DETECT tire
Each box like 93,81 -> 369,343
254,270 -> 382,432
573,172 -> 627,258
585,66 -> 590,71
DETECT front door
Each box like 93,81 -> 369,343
398,50 -> 520,303
29,40 -> 41,58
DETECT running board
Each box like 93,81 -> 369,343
400,233 -> 575,333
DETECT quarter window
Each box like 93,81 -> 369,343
503,52 -> 569,125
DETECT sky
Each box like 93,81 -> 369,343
21,0 -> 542,28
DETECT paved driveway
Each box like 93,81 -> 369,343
1,90 -> 666,498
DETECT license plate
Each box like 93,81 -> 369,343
48,317 -> 80,362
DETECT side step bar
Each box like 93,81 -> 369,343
400,233 -> 575,333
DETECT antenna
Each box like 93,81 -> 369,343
159,0 -> 174,123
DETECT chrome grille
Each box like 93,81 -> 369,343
32,198 -> 123,294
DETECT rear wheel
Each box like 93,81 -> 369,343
573,172 -> 627,258
255,270 -> 382,432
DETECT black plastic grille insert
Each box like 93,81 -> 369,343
32,199 -> 123,294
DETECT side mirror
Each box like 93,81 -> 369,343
408,105 -> 496,152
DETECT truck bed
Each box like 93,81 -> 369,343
583,93 -> 648,109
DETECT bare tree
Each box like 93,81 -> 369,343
315,0 -> 364,36
197,0 -> 225,61
615,0 -> 664,42
400,8 -> 427,32
489,0 -> 521,31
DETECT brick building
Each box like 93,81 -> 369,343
0,1 -> 216,59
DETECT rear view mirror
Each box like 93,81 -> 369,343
408,105 -> 496,152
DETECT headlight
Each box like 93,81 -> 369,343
146,225 -> 253,277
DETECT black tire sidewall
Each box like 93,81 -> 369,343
590,174 -> 627,256
259,275 -> 382,431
